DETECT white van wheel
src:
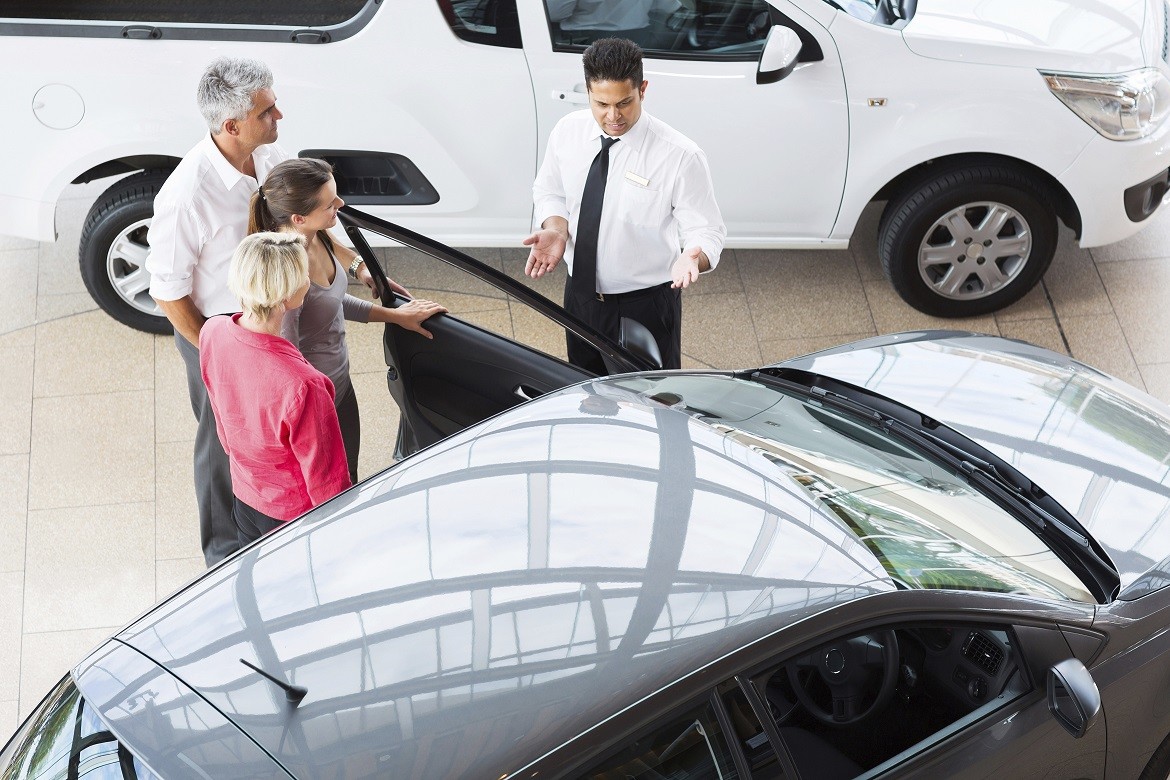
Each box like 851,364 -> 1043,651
79,169 -> 174,334
878,166 -> 1057,317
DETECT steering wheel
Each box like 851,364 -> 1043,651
786,630 -> 900,727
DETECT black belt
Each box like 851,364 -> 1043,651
593,282 -> 672,303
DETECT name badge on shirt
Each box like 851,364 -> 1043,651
624,170 -> 650,187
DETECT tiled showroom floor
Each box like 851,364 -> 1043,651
1,180 -> 1169,739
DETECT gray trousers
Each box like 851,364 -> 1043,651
176,333 -> 239,566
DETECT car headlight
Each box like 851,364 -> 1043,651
1042,68 -> 1170,140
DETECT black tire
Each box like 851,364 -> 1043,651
79,169 -> 174,334
878,165 -> 1057,317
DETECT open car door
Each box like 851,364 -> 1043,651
340,207 -> 659,457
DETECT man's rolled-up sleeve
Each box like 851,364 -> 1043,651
147,201 -> 206,302
533,126 -> 571,229
673,149 -> 726,270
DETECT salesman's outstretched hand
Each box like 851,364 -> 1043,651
671,246 -> 705,289
523,228 -> 568,278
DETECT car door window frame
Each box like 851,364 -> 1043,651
339,205 -> 656,374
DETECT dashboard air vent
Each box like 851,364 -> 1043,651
962,632 -> 1003,676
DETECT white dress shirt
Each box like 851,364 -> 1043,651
533,110 -> 725,294
147,135 -> 289,316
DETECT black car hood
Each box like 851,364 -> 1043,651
781,331 -> 1170,590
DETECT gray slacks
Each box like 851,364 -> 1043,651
175,333 -> 239,566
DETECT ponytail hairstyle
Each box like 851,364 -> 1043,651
248,157 -> 336,235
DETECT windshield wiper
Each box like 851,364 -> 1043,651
808,383 -> 1089,546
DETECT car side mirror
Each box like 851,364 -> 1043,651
757,25 -> 802,85
1047,658 -> 1101,738
619,317 -> 663,370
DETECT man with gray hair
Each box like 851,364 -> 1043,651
147,57 -> 289,566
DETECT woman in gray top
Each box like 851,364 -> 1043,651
249,158 -> 446,482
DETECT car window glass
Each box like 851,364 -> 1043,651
0,675 -> 162,780
0,0 -> 365,25
577,701 -> 741,778
437,0 -> 523,47
543,0 -> 774,59
368,236 -> 572,363
731,622 -> 1030,779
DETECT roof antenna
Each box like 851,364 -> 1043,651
239,658 -> 308,706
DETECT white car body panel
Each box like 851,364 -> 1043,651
0,0 -> 1167,258
902,0 -> 1152,72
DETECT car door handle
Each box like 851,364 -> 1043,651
551,89 -> 589,105
515,384 -> 543,402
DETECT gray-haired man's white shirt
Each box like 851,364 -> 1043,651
147,134 -> 288,316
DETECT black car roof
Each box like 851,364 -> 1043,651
88,379 -> 892,777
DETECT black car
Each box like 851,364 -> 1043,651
3,209 -> 1170,779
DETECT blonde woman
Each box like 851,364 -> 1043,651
200,232 -> 352,547
249,157 -> 446,482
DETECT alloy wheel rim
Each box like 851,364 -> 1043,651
105,218 -> 162,316
917,201 -> 1032,301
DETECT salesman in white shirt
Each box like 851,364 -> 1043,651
146,57 -> 290,566
525,37 -> 725,372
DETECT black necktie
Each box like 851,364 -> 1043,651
573,136 -> 619,297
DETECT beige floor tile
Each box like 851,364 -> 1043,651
24,503 -> 154,633
0,572 -> 23,702
683,249 -> 746,296
351,371 -> 399,480
1043,242 -> 1113,319
37,225 -> 89,300
1090,207 -> 1170,263
28,390 -> 154,511
34,293 -> 99,323
1138,363 -> 1170,406
0,454 -> 29,573
0,699 -> 17,744
0,345 -> 33,455
154,336 -> 195,443
861,280 -> 999,336
501,259 -> 567,302
993,282 -> 1053,323
747,280 -> 875,341
738,247 -> 861,290
410,288 -> 509,316
155,440 -> 200,561
847,200 -> 887,282
509,302 -> 569,360
156,557 -> 206,601
759,333 -> 878,365
0,327 -> 34,350
996,318 -> 1069,356
0,236 -> 37,251
345,320 -> 389,377
458,307 -> 515,339
1098,259 -> 1170,366
33,310 -> 153,397
20,627 -> 116,719
682,292 -> 762,369
1060,314 -> 1145,389
0,251 -> 39,335
374,246 -> 505,297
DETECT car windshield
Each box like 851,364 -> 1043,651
607,374 -> 1094,603
0,675 -> 161,780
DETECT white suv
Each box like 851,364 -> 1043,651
3,0 -> 1169,332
